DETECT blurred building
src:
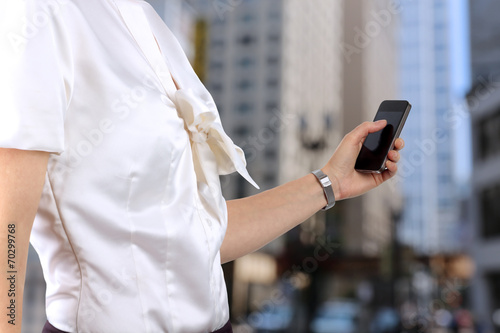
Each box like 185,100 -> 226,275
467,0 -> 500,331
397,0 -> 463,255
341,0 -> 401,258
194,0 -> 344,202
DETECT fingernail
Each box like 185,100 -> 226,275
375,120 -> 386,124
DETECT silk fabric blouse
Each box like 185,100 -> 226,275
0,0 -> 258,332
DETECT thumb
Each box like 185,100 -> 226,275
348,120 -> 387,144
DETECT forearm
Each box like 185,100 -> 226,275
221,171 -> 340,264
0,224 -> 30,331
0,149 -> 49,332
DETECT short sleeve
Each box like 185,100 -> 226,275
0,1 -> 72,154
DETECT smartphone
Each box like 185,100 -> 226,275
354,100 -> 411,173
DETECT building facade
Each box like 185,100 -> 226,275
341,0 -> 401,257
197,0 -> 344,203
397,0 -> 462,255
468,0 -> 500,330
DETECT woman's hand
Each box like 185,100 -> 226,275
323,120 -> 405,201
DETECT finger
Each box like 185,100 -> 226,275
348,120 -> 387,144
382,160 -> 398,182
394,138 -> 405,150
387,150 -> 400,163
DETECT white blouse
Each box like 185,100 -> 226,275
0,0 -> 258,332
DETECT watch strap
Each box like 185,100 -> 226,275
312,169 -> 336,211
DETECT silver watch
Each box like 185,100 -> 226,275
312,169 -> 336,211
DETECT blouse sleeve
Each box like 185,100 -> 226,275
0,1 -> 72,154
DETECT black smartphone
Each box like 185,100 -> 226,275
354,100 -> 411,173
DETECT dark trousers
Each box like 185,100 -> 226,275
43,320 -> 233,333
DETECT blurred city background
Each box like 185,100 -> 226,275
22,0 -> 500,332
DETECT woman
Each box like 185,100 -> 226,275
0,0 -> 404,332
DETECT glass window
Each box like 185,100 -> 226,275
233,125 -> 251,137
210,61 -> 224,70
237,80 -> 253,90
479,109 -> 500,159
266,101 -> 279,112
209,83 -> 223,93
239,57 -> 255,68
236,103 -> 254,114
264,149 -> 277,159
263,173 -> 277,184
481,182 -> 500,239
239,34 -> 256,46
240,13 -> 255,22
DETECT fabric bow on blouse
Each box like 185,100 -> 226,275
174,88 -> 259,191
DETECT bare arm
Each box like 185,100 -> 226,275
221,121 -> 404,264
0,149 -> 49,332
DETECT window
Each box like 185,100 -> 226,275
479,110 -> 500,160
237,80 -> 253,91
236,103 -> 254,113
239,57 -> 255,68
266,102 -> 279,112
264,149 -> 277,159
209,83 -> 223,93
210,61 -> 224,70
240,13 -> 255,22
239,34 -> 256,46
481,182 -> 500,239
233,125 -> 251,137
263,173 -> 277,184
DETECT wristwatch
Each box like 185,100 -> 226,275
312,169 -> 336,211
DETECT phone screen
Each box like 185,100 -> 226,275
355,101 -> 410,172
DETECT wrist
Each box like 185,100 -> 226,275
321,166 -> 342,201
311,169 -> 336,210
